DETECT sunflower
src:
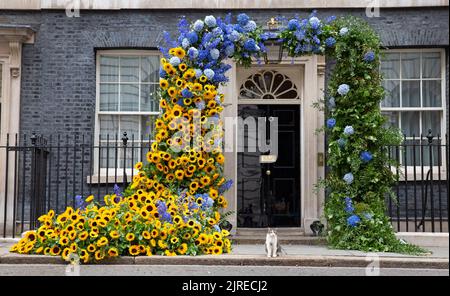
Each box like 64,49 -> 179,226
210,188 -> 219,199
127,245 -> 139,256
175,170 -> 184,180
50,246 -> 61,256
78,231 -> 89,241
107,247 -> 119,257
96,237 -> 109,247
59,236 -> 69,246
62,248 -> 71,260
189,181 -> 199,192
159,79 -> 169,89
173,47 -> 186,59
183,233 -> 192,240
178,63 -> 187,72
85,195 -> 94,203
24,231 -> 37,243
199,75 -> 207,83
95,250 -> 105,261
109,230 -> 120,239
89,231 -> 98,239
172,215 -> 182,225
87,244 -> 96,253
213,246 -> 223,255
216,154 -> 225,164
177,243 -> 188,255
186,219 -> 196,228
35,246 -> 44,254
168,87 -> 177,98
142,230 -> 151,240
135,161 -> 143,170
170,237 -> 179,245
126,233 -> 135,242
200,176 -> 211,186
198,233 -> 208,245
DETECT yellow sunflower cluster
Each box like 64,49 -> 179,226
10,47 -> 233,262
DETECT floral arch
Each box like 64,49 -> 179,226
11,11 -> 422,262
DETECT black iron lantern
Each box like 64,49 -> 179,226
263,17 -> 284,64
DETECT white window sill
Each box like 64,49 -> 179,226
87,168 -> 139,184
391,167 -> 447,182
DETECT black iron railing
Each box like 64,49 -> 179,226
0,131 -> 448,237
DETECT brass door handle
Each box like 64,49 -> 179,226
266,170 -> 271,176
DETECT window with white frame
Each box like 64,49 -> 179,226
96,50 -> 160,169
380,49 -> 446,166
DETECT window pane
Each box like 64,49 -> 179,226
120,84 -> 139,111
120,56 -> 140,83
100,144 -> 117,169
402,81 -> 420,107
141,56 -> 159,83
422,52 -> 441,78
401,53 -> 420,79
381,80 -> 400,107
100,56 -> 119,82
423,80 -> 441,107
403,140 -> 421,166
99,115 -> 119,140
141,84 -> 159,111
401,111 -> 420,137
422,111 -> 440,136
382,111 -> 399,129
99,84 -> 119,111
141,115 -> 156,140
381,53 -> 400,79
120,115 -> 140,138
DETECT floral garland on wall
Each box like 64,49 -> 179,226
11,11 -> 422,262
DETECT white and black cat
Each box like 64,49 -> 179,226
265,228 -> 284,258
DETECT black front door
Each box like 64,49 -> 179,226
237,104 -> 301,228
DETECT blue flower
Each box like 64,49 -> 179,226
228,30 -> 240,42
161,212 -> 172,223
193,20 -> 204,32
326,118 -> 336,129
194,69 -> 203,78
225,45 -> 235,57
237,13 -> 250,26
113,184 -> 122,197
337,138 -> 347,148
210,48 -> 220,60
244,38 -> 258,51
159,67 -> 167,78
343,173 -> 354,185
74,195 -> 85,210
360,151 -> 373,163
337,84 -> 350,96
186,31 -> 198,44
243,20 -> 257,32
205,15 -> 217,28
181,88 -> 193,98
204,69 -> 215,80
328,97 -> 336,109
309,16 -> 321,30
294,30 -> 306,41
181,38 -> 190,48
288,19 -> 300,30
325,37 -> 336,47
219,179 -> 233,194
347,215 -> 361,227
345,197 -> 354,213
340,27 -> 349,36
343,125 -> 354,136
169,56 -> 181,66
363,213 -> 373,220
364,51 -> 376,62
188,47 -> 199,59
195,100 -> 205,110
213,224 -> 221,232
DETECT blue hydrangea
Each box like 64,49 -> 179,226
288,19 -> 300,30
343,125 -> 354,136
228,30 -> 240,42
343,173 -> 354,185
243,20 -> 257,32
181,88 -> 193,98
363,213 -> 373,220
337,84 -> 350,96
204,68 -> 215,80
364,51 -> 376,62
294,30 -> 306,41
213,224 -> 221,232
210,48 -> 220,60
328,97 -> 336,109
237,13 -> 250,26
225,45 -> 235,57
188,47 -> 199,59
360,151 -> 373,163
181,38 -> 190,48
345,197 -> 354,213
193,19 -> 204,32
159,67 -> 167,78
194,69 -> 203,78
326,118 -> 336,129
309,16 -> 321,29
347,215 -> 361,227
337,138 -> 347,148
169,56 -> 181,66
340,27 -> 349,36
244,38 -> 258,51
195,100 -> 205,110
186,31 -> 198,44
204,15 -> 217,28
325,37 -> 336,47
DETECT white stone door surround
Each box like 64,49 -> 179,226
220,53 -> 326,235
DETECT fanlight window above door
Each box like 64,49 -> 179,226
239,70 -> 299,100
